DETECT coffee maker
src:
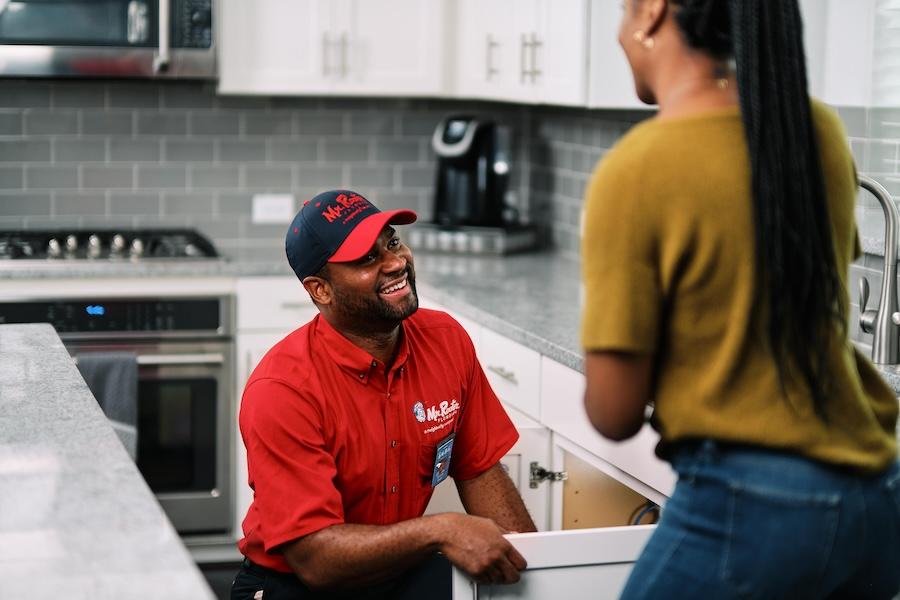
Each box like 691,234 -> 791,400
431,116 -> 511,228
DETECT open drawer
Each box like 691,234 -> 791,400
450,525 -> 656,599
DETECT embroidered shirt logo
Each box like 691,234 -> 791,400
412,401 -> 426,423
426,399 -> 460,423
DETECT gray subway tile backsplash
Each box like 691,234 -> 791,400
82,112 -> 133,136
0,79 -> 892,269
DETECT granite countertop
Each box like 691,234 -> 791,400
0,323 -> 214,600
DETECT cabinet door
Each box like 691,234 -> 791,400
451,525 -> 654,600
235,276 -> 316,334
336,0 -> 448,96
480,328 -> 541,420
540,357 -> 674,502
587,0 -> 645,108
234,331 -> 292,536
533,0 -> 590,106
218,0 -> 332,95
454,0 -> 527,102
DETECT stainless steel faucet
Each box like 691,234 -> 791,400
858,175 -> 900,365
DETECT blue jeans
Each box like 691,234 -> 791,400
620,440 -> 900,599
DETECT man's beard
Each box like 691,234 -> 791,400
331,267 -> 419,332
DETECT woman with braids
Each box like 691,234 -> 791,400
580,0 -> 900,597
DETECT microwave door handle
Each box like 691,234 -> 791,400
153,0 -> 171,73
137,353 -> 225,366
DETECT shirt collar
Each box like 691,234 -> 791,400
314,314 -> 411,384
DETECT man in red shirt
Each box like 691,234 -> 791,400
232,189 -> 536,599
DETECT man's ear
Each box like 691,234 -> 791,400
302,276 -> 332,306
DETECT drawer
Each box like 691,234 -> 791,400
540,357 -> 675,498
236,276 -> 317,332
480,328 -> 541,420
417,296 -> 482,352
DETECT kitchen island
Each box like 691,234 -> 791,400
0,323 -> 215,599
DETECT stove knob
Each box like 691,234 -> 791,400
47,238 -> 62,258
87,235 -> 102,258
65,235 -> 78,254
130,237 -> 145,258
184,242 -> 202,258
110,234 -> 126,255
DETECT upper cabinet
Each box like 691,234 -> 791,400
800,0 -> 893,107
218,0 -> 450,96
587,0 -> 644,109
453,0 -> 590,107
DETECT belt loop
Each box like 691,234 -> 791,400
699,439 -> 719,462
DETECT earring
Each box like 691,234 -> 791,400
632,30 -> 655,49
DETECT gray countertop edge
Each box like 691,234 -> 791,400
0,323 -> 215,599
1,252 -> 897,397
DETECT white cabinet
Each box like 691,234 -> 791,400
587,0 -> 645,109
219,0 -> 449,96
451,433 -> 659,600
451,525 -> 654,600
233,276 -> 317,535
480,328 -> 542,421
453,0 -> 590,106
219,0 -> 331,95
799,0 -> 881,107
540,357 -> 675,503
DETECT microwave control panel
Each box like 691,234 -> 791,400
175,0 -> 213,49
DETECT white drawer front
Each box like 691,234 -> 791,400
417,296 -> 482,352
480,328 -> 541,420
540,357 -> 675,497
236,276 -> 317,332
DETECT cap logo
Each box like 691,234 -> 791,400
321,193 -> 370,224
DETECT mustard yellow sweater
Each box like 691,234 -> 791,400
581,101 -> 897,472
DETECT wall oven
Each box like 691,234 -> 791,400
0,0 -> 214,78
0,295 -> 235,537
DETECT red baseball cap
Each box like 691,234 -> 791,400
285,190 -> 417,280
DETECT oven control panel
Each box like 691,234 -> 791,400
0,298 -> 222,335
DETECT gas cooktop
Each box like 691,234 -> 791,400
0,229 -> 219,261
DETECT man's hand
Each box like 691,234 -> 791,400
436,513 -> 527,585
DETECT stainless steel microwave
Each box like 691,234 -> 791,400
0,0 -> 215,78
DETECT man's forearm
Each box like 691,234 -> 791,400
457,463 -> 537,533
283,509 -> 527,591
283,514 -> 449,591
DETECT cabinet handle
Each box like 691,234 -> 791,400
486,34 -> 499,81
340,32 -> 349,78
529,32 -> 542,82
487,364 -> 519,385
280,302 -> 310,310
322,32 -> 331,76
153,0 -> 170,73
520,33 -> 531,83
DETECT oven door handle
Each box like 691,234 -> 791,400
137,353 -> 225,366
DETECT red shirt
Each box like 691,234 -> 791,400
237,308 -> 518,572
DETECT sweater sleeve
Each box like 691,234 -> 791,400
580,146 -> 662,354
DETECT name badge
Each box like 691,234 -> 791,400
431,433 -> 455,487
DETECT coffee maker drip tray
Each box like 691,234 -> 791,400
405,224 -> 540,255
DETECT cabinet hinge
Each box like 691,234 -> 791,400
529,461 -> 568,488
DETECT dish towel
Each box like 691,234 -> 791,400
76,351 -> 138,461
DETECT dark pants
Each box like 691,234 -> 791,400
231,553 -> 451,600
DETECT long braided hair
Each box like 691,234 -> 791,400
671,0 -> 844,419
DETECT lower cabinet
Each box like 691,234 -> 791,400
234,276 -> 318,538
448,432 -> 660,599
